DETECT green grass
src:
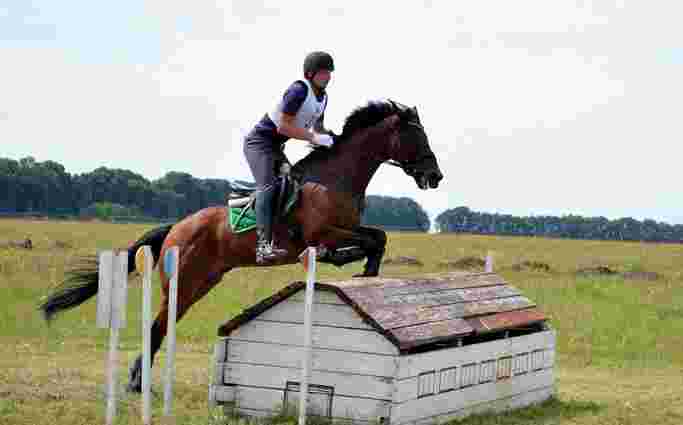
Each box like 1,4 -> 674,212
1,218 -> 682,424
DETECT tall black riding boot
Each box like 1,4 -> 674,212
255,187 -> 288,264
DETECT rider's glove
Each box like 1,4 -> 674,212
312,134 -> 334,148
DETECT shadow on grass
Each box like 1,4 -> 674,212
445,396 -> 603,425
200,396 -> 603,425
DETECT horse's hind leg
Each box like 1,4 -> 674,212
127,315 -> 166,393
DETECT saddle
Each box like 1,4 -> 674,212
226,165 -> 301,233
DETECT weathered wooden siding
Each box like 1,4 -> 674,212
221,339 -> 397,377
390,330 -> 556,425
228,315 -> 397,355
210,385 -> 392,421
210,290 -> 399,421
254,295 -> 374,330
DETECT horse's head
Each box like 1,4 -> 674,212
387,100 -> 443,190
294,99 -> 443,193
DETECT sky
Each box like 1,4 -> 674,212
1,0 -> 682,226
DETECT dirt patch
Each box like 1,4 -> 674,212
0,238 -> 32,249
576,265 -> 660,281
511,260 -> 553,273
622,271 -> 660,281
438,256 -> 485,270
382,256 -> 423,266
49,240 -> 73,249
576,265 -> 619,276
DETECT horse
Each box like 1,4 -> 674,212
38,99 -> 444,393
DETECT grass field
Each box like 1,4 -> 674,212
1,218 -> 682,425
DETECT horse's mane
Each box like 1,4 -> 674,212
339,100 -> 397,140
291,99 -> 398,177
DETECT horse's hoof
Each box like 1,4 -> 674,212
353,272 -> 378,278
126,383 -> 142,393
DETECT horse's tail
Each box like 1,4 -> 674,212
39,223 -> 175,323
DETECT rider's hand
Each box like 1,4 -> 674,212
312,133 -> 334,148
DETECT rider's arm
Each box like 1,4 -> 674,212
277,113 -> 315,142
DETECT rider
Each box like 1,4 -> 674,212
243,51 -> 337,264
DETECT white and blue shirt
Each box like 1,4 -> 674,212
247,79 -> 327,144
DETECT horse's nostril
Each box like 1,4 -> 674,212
428,172 -> 441,188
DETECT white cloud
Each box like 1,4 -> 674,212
2,0 -> 682,223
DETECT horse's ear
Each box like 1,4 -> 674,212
411,106 -> 421,122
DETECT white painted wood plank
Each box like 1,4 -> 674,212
393,331 -> 555,404
233,407 -> 380,425
394,355 -> 554,404
232,407 -> 273,418
223,362 -> 393,401
212,341 -> 227,386
394,385 -> 554,425
255,299 -> 374,330
229,321 -> 398,355
208,384 -> 235,407
290,290 -> 346,305
392,368 -> 554,424
215,385 -> 392,420
396,330 -> 555,380
222,339 -> 398,378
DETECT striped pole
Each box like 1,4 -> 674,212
298,246 -> 316,425
135,246 -> 153,425
163,246 -> 179,423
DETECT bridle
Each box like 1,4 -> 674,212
384,101 -> 433,177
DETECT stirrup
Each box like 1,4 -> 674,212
256,241 -> 288,264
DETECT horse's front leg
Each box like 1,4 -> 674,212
314,226 -> 387,277
351,226 -> 387,277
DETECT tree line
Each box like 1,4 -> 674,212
435,206 -> 683,243
0,156 -> 430,230
3,157 -> 680,241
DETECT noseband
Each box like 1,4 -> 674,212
385,115 -> 430,177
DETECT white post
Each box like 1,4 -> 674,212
163,246 -> 179,421
96,251 -> 114,329
485,251 -> 494,273
113,252 -> 128,330
299,246 -> 316,425
97,251 -> 127,425
105,324 -> 119,425
136,246 -> 154,425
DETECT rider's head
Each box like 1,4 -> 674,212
304,51 -> 334,92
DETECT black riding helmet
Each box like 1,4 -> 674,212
304,51 -> 334,79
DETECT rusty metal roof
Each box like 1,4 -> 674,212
217,271 -> 548,353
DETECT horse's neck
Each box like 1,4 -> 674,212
296,129 -> 388,195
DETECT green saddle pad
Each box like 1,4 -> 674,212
228,181 -> 301,233
229,205 -> 257,233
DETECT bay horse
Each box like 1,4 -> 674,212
38,99 -> 443,393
